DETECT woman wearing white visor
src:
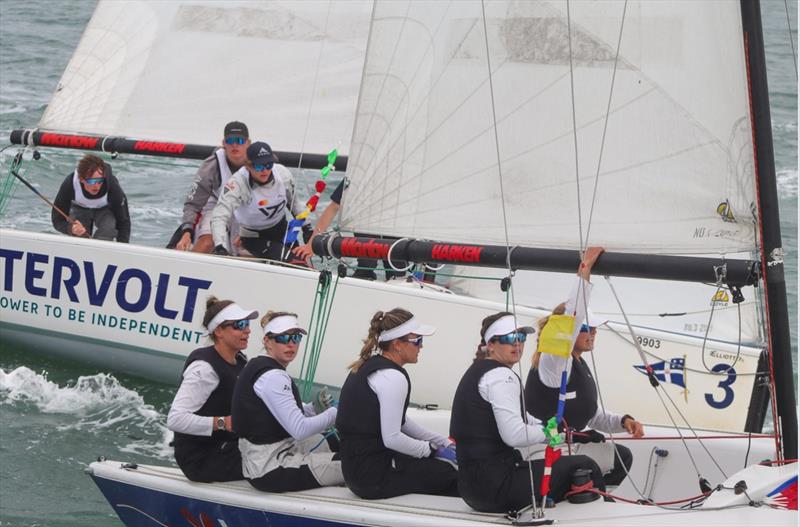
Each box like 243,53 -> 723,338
450,306 -> 605,513
167,297 -> 258,482
336,308 -> 459,499
231,311 -> 343,492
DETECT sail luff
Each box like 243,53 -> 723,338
740,0 -> 797,459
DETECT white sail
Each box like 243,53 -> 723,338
340,0 -> 758,255
38,0 -> 372,154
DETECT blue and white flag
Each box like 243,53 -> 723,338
284,218 -> 305,244
633,357 -> 686,388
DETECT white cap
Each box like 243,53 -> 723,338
263,314 -> 307,335
484,315 -> 535,343
378,316 -> 436,343
207,303 -> 259,333
585,308 -> 608,328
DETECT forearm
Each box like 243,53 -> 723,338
400,418 -> 450,446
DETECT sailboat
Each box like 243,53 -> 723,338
0,0 -> 796,524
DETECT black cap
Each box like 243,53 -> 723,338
247,141 -> 275,165
224,121 -> 249,139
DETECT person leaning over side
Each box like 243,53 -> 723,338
526,279 -> 644,486
231,311 -> 344,492
336,308 -> 459,499
171,121 -> 250,253
450,306 -> 606,513
166,296 -> 258,482
52,153 -> 130,242
210,141 -> 305,261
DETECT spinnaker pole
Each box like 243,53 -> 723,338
740,0 -> 797,459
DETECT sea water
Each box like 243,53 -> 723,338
0,1 -> 796,526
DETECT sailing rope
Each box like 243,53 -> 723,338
0,148 -> 26,217
279,0 -> 334,261
604,276 -> 729,485
478,0 -> 541,516
297,270 -> 340,401
784,0 -> 798,80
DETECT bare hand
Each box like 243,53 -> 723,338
578,246 -> 604,280
233,236 -> 242,248
70,220 -> 87,238
175,231 -> 192,251
292,243 -> 313,263
224,415 -> 232,432
623,416 -> 645,438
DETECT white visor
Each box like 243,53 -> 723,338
584,308 -> 608,328
378,316 -> 436,343
484,315 -> 535,343
207,303 -> 259,333
263,315 -> 307,335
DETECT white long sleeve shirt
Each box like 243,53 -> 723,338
536,275 -> 625,434
478,367 -> 546,447
253,369 -> 337,440
166,360 -> 219,436
367,369 -> 451,458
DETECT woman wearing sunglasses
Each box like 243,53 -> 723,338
231,311 -> 344,492
51,153 -> 131,242
336,308 -> 459,499
167,296 -> 258,483
449,303 -> 605,513
526,247 -> 643,488
210,141 -> 306,262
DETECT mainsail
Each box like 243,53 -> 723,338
37,0 -> 372,156
339,1 -> 758,255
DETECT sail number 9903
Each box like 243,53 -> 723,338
636,336 -> 661,349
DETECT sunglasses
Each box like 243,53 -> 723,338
225,136 -> 246,145
222,319 -> 251,330
272,333 -> 303,344
492,332 -> 527,345
84,177 -> 105,185
253,163 -> 274,172
403,336 -> 424,347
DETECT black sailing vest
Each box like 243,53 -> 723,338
336,355 -> 410,453
525,356 -> 598,431
173,345 -> 246,445
231,355 -> 304,444
450,359 -> 521,463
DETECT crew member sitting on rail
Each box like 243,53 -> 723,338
526,304 -> 644,487
450,248 -> 608,513
52,153 -> 130,242
336,308 -> 459,499
210,141 -> 305,261
231,311 -> 343,492
167,296 -> 258,482
170,121 -> 250,253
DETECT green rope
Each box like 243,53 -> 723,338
0,154 -> 25,217
298,270 -> 340,400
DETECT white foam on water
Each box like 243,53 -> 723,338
777,168 -> 798,197
0,366 -> 173,459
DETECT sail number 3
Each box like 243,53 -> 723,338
704,363 -> 737,409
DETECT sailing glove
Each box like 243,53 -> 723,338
432,444 -> 458,469
213,245 -> 229,256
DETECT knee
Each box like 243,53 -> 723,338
616,444 -> 633,470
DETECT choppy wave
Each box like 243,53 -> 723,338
0,366 -> 173,459
777,168 -> 799,196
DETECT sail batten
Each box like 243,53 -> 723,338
340,1 -> 759,255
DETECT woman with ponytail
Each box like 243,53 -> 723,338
450,256 -> 606,512
336,308 -> 458,499
167,296 -> 258,482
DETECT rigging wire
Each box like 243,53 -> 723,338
280,0 -> 334,261
479,0 -> 540,517
784,0 -> 798,80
